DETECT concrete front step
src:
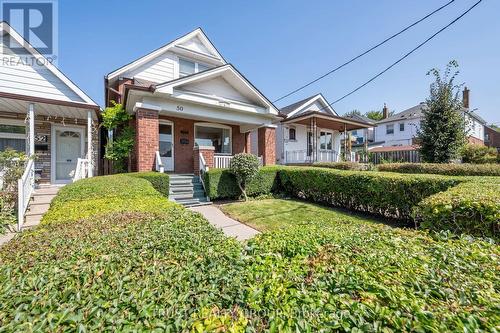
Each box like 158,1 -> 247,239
26,203 -> 51,216
175,198 -> 212,207
170,191 -> 206,200
31,194 -> 57,205
34,186 -> 61,196
170,185 -> 203,192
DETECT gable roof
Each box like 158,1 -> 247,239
280,93 -> 337,117
377,103 -> 425,124
106,28 -> 226,82
0,21 -> 98,108
154,64 -> 279,115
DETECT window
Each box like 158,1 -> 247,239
0,123 -> 26,152
179,59 -> 210,77
399,123 -> 405,131
195,124 -> 231,154
319,131 -> 333,150
288,127 -> 296,141
351,130 -> 358,136
386,124 -> 394,135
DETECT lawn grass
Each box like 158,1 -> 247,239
220,198 -> 390,232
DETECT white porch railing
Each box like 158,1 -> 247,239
17,159 -> 35,231
214,155 -> 233,168
155,151 -> 165,173
199,153 -> 209,201
73,158 -> 90,182
285,150 -> 339,164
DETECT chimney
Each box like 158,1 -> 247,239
382,103 -> 389,119
463,86 -> 470,109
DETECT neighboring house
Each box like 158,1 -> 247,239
0,22 -> 99,184
374,88 -> 486,147
345,114 -> 375,145
275,94 -> 372,164
105,28 -> 281,175
484,125 -> 500,150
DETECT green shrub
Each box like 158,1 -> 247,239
229,153 -> 260,201
42,174 -> 174,225
415,178 -> 500,239
378,162 -> 500,176
204,166 -> 283,200
313,161 -> 373,171
279,167 -> 460,221
461,143 -> 499,164
128,172 -> 169,196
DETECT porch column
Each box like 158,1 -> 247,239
258,126 -> 276,166
87,110 -> 93,177
135,108 -> 159,172
194,146 -> 214,176
244,132 -> 251,153
343,124 -> 347,161
28,103 -> 35,156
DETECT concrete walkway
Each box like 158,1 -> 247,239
189,205 -> 260,241
0,185 -> 61,247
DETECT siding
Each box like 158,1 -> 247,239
125,52 -> 176,83
0,37 -> 84,102
375,119 -> 420,146
181,77 -> 253,104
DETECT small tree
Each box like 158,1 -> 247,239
417,61 -> 467,163
229,153 -> 260,201
102,101 -> 135,172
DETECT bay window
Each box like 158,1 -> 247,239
195,123 -> 231,154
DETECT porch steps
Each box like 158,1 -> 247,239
22,185 -> 61,231
169,174 -> 212,208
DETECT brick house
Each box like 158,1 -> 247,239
105,28 -> 281,175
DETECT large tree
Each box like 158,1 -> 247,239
417,61 -> 467,163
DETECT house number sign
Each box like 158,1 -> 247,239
34,135 -> 48,143
176,105 -> 184,111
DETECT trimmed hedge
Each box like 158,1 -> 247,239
42,173 -> 172,225
129,171 -> 169,196
377,162 -> 500,176
415,178 -> 500,239
204,166 -> 282,200
313,161 -> 373,171
279,167 -> 461,221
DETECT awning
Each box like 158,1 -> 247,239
282,111 -> 374,131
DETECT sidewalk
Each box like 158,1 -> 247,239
189,205 -> 260,241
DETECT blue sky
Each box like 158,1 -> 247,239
57,0 -> 499,124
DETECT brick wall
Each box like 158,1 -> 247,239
135,108 -> 159,172
193,146 -> 215,176
258,127 -> 276,165
468,136 -> 485,146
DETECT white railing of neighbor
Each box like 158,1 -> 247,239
214,155 -> 233,168
258,156 -> 263,166
17,159 -> 35,231
199,153 -> 209,201
317,150 -> 338,163
155,151 -> 164,173
285,150 -> 339,164
73,158 -> 90,182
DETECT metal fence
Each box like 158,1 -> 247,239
369,150 -> 421,164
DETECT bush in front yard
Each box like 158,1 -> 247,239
204,166 -> 283,200
377,162 -> 500,176
229,153 -> 260,201
460,143 -> 499,164
414,177 -> 500,239
129,172 -> 169,196
279,167 -> 460,221
42,173 -> 172,225
313,161 -> 373,171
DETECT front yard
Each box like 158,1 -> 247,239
1,173 -> 499,331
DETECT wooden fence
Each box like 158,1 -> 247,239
369,150 -> 421,164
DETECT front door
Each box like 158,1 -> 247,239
53,127 -> 83,183
159,123 -> 174,171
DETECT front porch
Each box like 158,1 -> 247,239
280,111 -> 372,164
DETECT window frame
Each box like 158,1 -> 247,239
386,124 -> 394,135
319,130 -> 334,151
179,58 -> 211,77
288,126 -> 296,141
0,119 -> 26,152
194,122 -> 232,155
399,122 -> 405,132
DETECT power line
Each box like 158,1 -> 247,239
273,0 -> 457,103
322,0 -> 483,110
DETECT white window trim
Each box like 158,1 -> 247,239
0,119 -> 26,140
194,122 -> 232,155
399,123 -> 405,131
386,124 -> 394,135
179,57 -> 211,77
159,120 -> 174,172
319,129 -> 334,151
286,125 -> 297,141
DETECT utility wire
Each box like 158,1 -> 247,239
273,0 -> 456,103
322,0 -> 483,109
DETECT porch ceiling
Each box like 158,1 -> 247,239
0,96 -> 99,120
283,111 -> 373,131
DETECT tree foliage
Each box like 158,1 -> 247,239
228,153 -> 260,201
417,61 -> 467,163
102,101 -> 135,172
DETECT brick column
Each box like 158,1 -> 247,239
194,146 -> 215,175
136,108 -> 159,172
258,126 -> 276,166
244,132 -> 251,153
